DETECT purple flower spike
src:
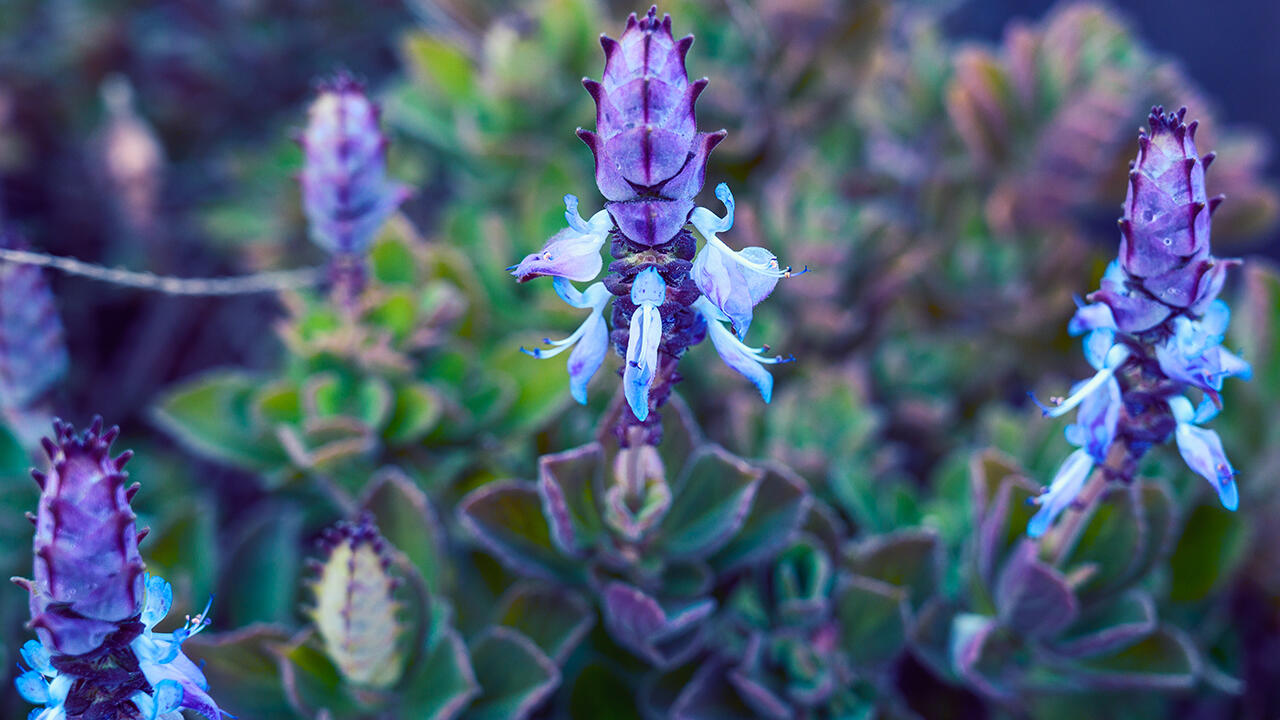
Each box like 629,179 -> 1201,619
510,6 -> 797,445
0,234 -> 68,420
300,74 -> 409,258
1029,108 -> 1248,536
580,6 -> 725,247
23,417 -> 145,656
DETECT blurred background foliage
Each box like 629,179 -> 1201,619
1,0 -> 1279,718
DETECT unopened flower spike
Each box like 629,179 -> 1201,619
508,6 -> 799,445
13,418 -> 226,719
300,73 -> 410,299
1026,106 -> 1250,537
307,512 -> 406,689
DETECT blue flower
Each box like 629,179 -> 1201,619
1169,395 -> 1239,511
1028,448 -> 1096,538
1154,301 -> 1251,394
15,575 -> 223,720
1033,339 -> 1130,420
693,297 -> 793,403
509,195 -> 613,282
15,639 -> 71,720
690,184 -> 803,338
129,575 -> 225,720
522,277 -> 612,404
624,268 -> 667,421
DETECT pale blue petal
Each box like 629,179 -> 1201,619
1027,449 -> 1095,537
630,267 -> 667,306
1068,302 -> 1117,336
1083,328 -> 1115,370
624,304 -> 662,421
20,641 -> 53,677
1067,374 -> 1121,463
15,672 -> 50,705
141,575 -> 172,629
567,311 -> 608,405
1174,423 -> 1238,511
509,200 -> 612,283
705,318 -> 775,402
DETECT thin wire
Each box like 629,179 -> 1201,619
0,247 -> 324,296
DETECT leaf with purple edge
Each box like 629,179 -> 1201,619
151,370 -> 288,474
709,462 -> 810,574
995,541 -> 1078,640
401,622 -> 478,720
1052,590 -> 1156,659
655,446 -> 763,560
949,613 -> 1022,701
536,443 -> 606,556
969,450 -> 1037,590
600,581 -> 715,669
669,662 -> 763,720
456,480 -> 581,583
1058,484 -> 1143,601
833,575 -> 909,669
843,528 -> 942,609
492,582 -> 594,665
1066,626 -> 1199,690
465,627 -> 560,720
276,629 -> 370,718
184,625 -> 294,719
361,467 -> 451,596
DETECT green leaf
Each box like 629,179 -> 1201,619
361,468 -> 451,596
185,625 -> 296,719
457,481 -> 577,582
465,627 -> 560,720
277,631 -> 370,718
656,446 -> 763,560
1168,502 -> 1249,603
710,462 -> 810,573
536,442 -> 605,555
151,370 -> 286,472
371,234 -> 419,286
493,582 -> 593,664
1069,627 -> 1198,690
569,664 -> 643,720
834,575 -> 908,669
401,621 -> 478,720
1061,484 -> 1143,600
223,501 -> 303,627
142,500 -> 218,605
384,382 -> 443,444
403,34 -> 476,103
843,528 -> 941,608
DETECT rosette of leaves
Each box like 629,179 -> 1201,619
186,469 -> 591,720
154,216 -> 566,495
457,398 -> 810,674
936,451 -> 1199,711
643,509 -> 947,719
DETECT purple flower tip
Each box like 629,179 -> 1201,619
300,77 -> 408,258
27,417 -> 146,656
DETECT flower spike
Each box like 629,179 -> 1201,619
1026,107 -> 1249,536
509,7 -> 798,445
